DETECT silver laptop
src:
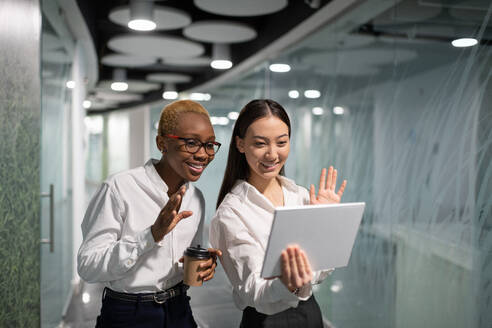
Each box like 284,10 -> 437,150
260,202 -> 365,278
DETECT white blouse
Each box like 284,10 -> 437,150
209,176 -> 332,315
77,159 -> 204,293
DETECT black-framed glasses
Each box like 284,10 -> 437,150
165,134 -> 221,155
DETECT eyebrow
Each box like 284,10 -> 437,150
252,134 -> 289,140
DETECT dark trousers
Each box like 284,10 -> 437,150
240,295 -> 323,328
95,290 -> 197,328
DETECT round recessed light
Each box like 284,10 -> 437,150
190,93 -> 211,101
288,90 -> 299,99
128,19 -> 156,31
312,107 -> 324,115
451,38 -> 478,48
111,82 -> 129,92
109,5 -> 191,31
163,91 -> 179,100
228,111 -> 239,120
211,59 -> 233,70
83,100 -> 92,109
269,63 -> 291,72
333,106 -> 345,115
304,90 -> 320,98
66,80 -> 75,89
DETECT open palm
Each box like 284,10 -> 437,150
310,166 -> 347,204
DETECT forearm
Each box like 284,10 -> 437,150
77,226 -> 156,282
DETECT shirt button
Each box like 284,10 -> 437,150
126,259 -> 133,266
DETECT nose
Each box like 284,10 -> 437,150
265,145 -> 278,160
193,145 -> 209,161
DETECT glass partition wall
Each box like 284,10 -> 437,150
40,12 -> 74,327
148,0 -> 492,327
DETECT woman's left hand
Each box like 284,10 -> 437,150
310,166 -> 347,204
180,248 -> 223,282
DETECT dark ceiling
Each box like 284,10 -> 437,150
76,0 -> 333,112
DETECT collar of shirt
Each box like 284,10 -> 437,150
144,159 -> 191,201
230,175 -> 300,212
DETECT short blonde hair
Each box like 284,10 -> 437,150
157,100 -> 210,136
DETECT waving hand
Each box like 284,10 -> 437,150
309,166 -> 347,204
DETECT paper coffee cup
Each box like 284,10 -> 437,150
183,246 -> 211,286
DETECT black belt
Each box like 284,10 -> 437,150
104,282 -> 189,304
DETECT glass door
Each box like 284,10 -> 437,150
40,13 -> 74,327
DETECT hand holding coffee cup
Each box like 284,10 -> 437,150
181,246 -> 222,286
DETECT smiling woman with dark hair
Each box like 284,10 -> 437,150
210,99 -> 347,328
78,100 -> 222,328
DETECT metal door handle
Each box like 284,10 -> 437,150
40,184 -> 54,252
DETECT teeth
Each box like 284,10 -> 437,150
262,162 -> 277,167
188,163 -> 204,169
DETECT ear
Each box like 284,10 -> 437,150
156,135 -> 167,154
235,136 -> 245,153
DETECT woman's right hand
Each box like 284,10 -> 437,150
151,185 -> 193,242
280,245 -> 313,293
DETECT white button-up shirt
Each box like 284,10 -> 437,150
209,176 -> 332,315
77,159 -> 204,293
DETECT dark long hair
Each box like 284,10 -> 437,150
216,99 -> 291,208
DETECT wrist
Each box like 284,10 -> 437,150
151,225 -> 164,242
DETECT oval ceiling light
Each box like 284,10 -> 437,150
312,107 -> 324,115
304,89 -> 321,99
194,0 -> 287,17
108,34 -> 204,59
288,90 -> 299,99
184,20 -> 256,43
128,0 -> 156,31
269,63 -> 291,73
451,38 -> 478,48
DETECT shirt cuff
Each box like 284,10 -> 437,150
271,278 -> 299,306
135,226 -> 157,255
296,284 -> 313,300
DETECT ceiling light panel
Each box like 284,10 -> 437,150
164,57 -> 211,67
101,54 -> 156,67
184,20 -> 257,43
146,73 -> 192,83
194,0 -> 287,17
108,35 -> 204,59
109,5 -> 191,31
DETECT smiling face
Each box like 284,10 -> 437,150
157,112 -> 216,185
236,115 -> 290,186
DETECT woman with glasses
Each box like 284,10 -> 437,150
78,100 -> 222,328
209,99 -> 346,327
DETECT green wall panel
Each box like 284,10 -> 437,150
0,0 -> 41,326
